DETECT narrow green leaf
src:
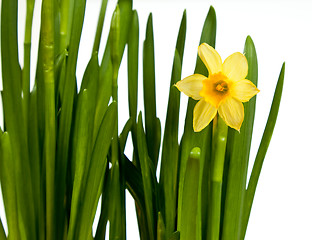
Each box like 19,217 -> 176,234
119,118 -> 133,152
95,0 -> 132,132
0,133 -> 20,239
157,212 -> 166,240
175,10 -> 187,64
124,154 -> 145,212
94,172 -> 110,240
55,0 -> 87,238
77,102 -> 117,239
128,10 -> 139,123
137,112 -> 157,240
159,50 -> 182,238
109,161 -> 125,240
1,0 -> 36,238
99,0 -> 132,73
94,56 -> 113,137
159,12 -> 186,237
180,148 -> 200,240
110,5 -> 121,81
92,0 -> 109,53
241,62 -> 285,238
79,53 -> 99,149
116,0 -> 133,64
143,14 -> 160,167
22,0 -> 35,123
108,6 -> 128,235
28,87 -> 45,240
177,7 -> 216,235
124,155 -> 150,240
67,89 -> 92,240
59,0 -> 75,51
221,36 -> 258,240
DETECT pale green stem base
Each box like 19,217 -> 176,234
207,116 -> 228,240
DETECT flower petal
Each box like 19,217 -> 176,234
198,43 -> 222,75
218,97 -> 244,131
193,99 -> 217,132
175,74 -> 206,100
231,79 -> 260,102
223,52 -> 248,81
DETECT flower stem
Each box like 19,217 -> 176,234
207,116 -> 228,240
22,0 -> 35,122
41,0 -> 56,239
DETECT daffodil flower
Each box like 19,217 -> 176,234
175,43 -> 260,132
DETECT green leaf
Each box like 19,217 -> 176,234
1,0 -> 36,238
180,148 -> 200,240
221,36 -> 258,240
124,154 -> 150,240
76,102 -> 117,239
157,212 -> 166,240
175,10 -> 187,63
119,118 -> 133,152
79,53 -> 99,148
94,56 -> 113,136
54,0 -> 87,238
124,155 -> 145,213
67,89 -> 92,240
0,133 -> 20,239
137,112 -> 157,240
100,0 -> 132,71
143,13 -> 160,168
28,88 -> 45,239
22,0 -> 35,121
94,172 -> 110,240
177,7 -> 216,237
116,0 -> 133,64
241,62 -> 285,238
159,12 -> 186,237
92,0 -> 109,53
159,50 -> 182,238
127,10 -> 139,123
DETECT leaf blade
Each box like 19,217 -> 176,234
221,35 -> 258,240
242,62 -> 285,238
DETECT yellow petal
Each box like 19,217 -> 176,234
193,99 -> 217,132
175,74 -> 206,100
198,43 -> 222,75
223,52 -> 248,81
218,98 -> 244,131
231,79 -> 260,102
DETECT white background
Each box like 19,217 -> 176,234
1,0 -> 312,239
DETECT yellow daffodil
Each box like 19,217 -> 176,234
175,43 -> 259,132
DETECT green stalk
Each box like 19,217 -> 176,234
207,116 -> 228,240
60,0 -> 74,50
111,5 -> 120,103
109,6 -> 126,240
41,0 -> 56,239
92,0 -> 109,53
180,147 -> 201,240
22,0 -> 35,122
